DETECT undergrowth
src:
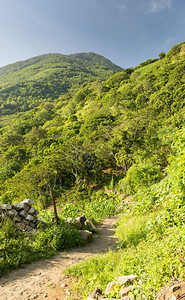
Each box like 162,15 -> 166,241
0,189 -> 123,276
0,217 -> 83,276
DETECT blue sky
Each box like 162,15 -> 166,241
0,0 -> 184,68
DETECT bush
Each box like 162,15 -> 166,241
0,217 -> 83,276
119,159 -> 163,194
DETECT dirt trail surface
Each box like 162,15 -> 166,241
0,215 -> 119,300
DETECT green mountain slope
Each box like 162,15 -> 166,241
0,52 -> 122,114
0,41 -> 184,204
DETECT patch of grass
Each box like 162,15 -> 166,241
66,225 -> 185,299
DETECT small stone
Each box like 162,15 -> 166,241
30,295 -> 38,299
37,220 -> 48,227
42,293 -> 48,298
16,222 -> 26,230
65,290 -> 71,295
60,283 -> 67,287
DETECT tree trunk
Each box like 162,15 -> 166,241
49,185 -> 59,223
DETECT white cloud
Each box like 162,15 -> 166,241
150,0 -> 172,12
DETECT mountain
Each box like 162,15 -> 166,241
0,52 -> 122,114
0,41 -> 184,204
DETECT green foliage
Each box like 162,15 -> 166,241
119,159 -> 163,194
0,217 -> 83,276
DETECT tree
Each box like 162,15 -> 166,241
158,52 -> 166,60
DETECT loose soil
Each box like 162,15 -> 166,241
0,215 -> 119,300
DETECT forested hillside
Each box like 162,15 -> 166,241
0,42 -> 184,206
0,52 -> 122,114
1,42 -> 185,298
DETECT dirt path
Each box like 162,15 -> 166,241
0,215 -> 119,300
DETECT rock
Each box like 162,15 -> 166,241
105,282 -> 118,295
120,286 -> 133,297
80,230 -> 93,243
26,214 -> 34,221
33,209 -> 39,216
14,203 -> 25,210
86,219 -> 97,233
67,217 -> 74,223
16,222 -> 26,231
60,283 -> 67,287
7,209 -> 18,217
0,199 -> 42,232
67,217 -> 83,229
156,282 -> 185,300
14,215 -> 22,222
24,219 -> 31,225
29,222 -> 36,228
76,215 -> 86,228
19,210 -> 28,218
25,225 -> 35,231
105,275 -> 138,296
1,204 -> 12,210
117,275 -> 138,285
30,294 -> 38,299
87,288 -> 102,299
65,290 -> 71,295
28,207 -> 36,215
42,293 -> 48,298
22,198 -> 34,206
23,203 -> 31,212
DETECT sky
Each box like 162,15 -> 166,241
0,0 -> 184,68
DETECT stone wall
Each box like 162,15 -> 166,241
0,198 -> 41,232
